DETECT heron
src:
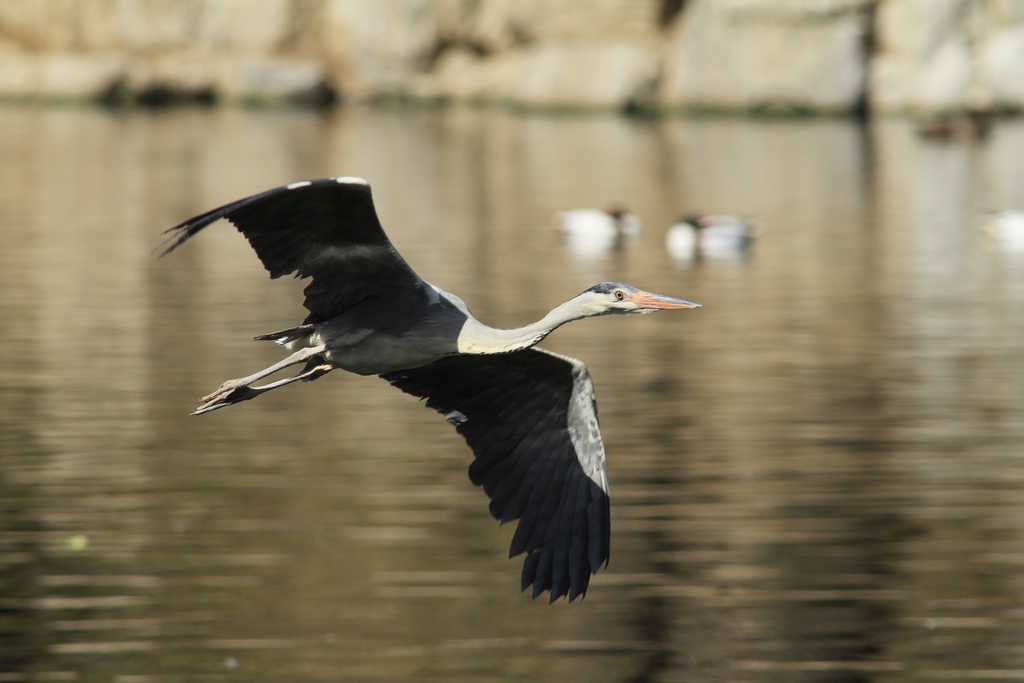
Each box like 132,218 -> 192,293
159,177 -> 700,602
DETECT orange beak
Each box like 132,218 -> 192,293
631,291 -> 701,310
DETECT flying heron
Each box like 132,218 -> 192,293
159,177 -> 700,602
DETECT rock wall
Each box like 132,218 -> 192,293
0,0 -> 1022,113
871,0 -> 1024,113
660,0 -> 874,113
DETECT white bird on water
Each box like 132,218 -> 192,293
666,214 -> 757,263
556,206 -> 641,256
982,211 -> 1024,253
160,177 -> 700,602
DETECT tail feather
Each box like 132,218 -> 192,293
254,324 -> 316,344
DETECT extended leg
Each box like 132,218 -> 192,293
202,345 -> 325,403
193,358 -> 334,415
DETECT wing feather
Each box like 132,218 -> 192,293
467,386 -> 541,484
472,391 -> 555,503
381,348 -> 611,601
568,474 -> 591,601
548,466 -> 583,602
486,426 -> 552,523
507,423 -> 567,559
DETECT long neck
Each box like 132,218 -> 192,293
456,299 -> 592,354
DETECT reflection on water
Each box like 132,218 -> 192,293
2,104 -> 1024,681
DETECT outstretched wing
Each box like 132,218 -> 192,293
158,177 -> 430,325
382,348 -> 611,602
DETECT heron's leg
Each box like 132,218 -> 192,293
193,359 -> 334,416
202,345 -> 325,403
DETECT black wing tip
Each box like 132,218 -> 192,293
155,225 -> 194,258
519,553 -> 606,603
517,484 -> 610,604
154,206 -> 232,259
520,576 -> 592,603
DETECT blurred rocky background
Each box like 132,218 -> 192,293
0,0 -> 1022,114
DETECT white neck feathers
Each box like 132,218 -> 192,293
455,294 -> 604,354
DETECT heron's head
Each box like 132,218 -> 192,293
578,281 -> 701,316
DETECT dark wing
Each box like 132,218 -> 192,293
382,348 -> 611,602
158,178 -> 430,324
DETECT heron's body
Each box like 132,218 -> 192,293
160,177 -> 699,602
311,285 -> 466,375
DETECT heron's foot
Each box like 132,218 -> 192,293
192,385 -> 259,416
202,378 -> 247,404
302,363 -> 333,383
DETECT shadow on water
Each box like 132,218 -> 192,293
2,104 -> 1024,681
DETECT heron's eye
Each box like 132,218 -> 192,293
614,290 -> 625,300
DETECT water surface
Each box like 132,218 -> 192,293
2,105 -> 1024,681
